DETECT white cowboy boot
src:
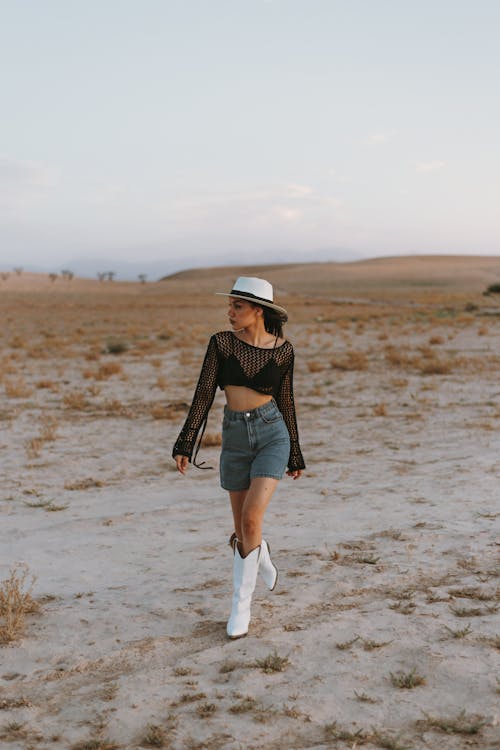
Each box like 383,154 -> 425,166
228,534 -> 278,591
259,539 -> 278,591
227,544 -> 260,639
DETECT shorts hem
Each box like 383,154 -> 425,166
250,473 -> 284,481
220,483 -> 250,492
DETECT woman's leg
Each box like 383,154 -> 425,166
233,477 -> 279,556
229,489 -> 247,542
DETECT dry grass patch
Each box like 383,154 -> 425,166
201,431 -> 222,447
95,361 -> 123,380
253,650 -> 289,673
71,739 -> 120,750
64,477 -> 104,491
0,696 -> 31,709
335,635 -> 359,650
218,660 -> 241,674
361,637 -> 393,651
25,415 -> 58,458
63,390 -> 89,410
418,709 -> 486,736
196,702 -> 217,717
155,375 -> 168,390
0,564 -> 40,644
36,378 -> 59,391
0,722 -> 30,742
324,722 -> 408,749
4,378 -> 32,398
444,624 -> 473,639
389,598 -> 416,615
23,498 -> 68,512
173,666 -> 193,676
330,350 -> 368,371
354,691 -> 379,704
142,724 -> 169,747
415,355 -> 453,375
428,334 -> 445,345
390,668 -> 426,689
306,360 -> 325,373
179,692 -> 206,704
448,586 -> 496,601
450,604 -> 497,617
229,696 -> 259,713
104,338 -> 128,354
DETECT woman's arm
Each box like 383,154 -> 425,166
172,335 -> 220,467
275,351 -> 305,474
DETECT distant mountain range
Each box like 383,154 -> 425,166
0,247 -> 361,281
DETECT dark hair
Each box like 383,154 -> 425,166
251,303 -> 288,338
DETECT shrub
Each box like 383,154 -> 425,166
330,351 -> 368,371
105,339 -> 128,354
485,283 -> 500,295
0,564 -> 40,644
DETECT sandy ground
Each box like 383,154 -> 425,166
1,258 -> 499,749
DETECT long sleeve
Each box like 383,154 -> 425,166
275,352 -> 306,472
172,335 -> 220,462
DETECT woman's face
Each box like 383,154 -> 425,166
227,297 -> 262,330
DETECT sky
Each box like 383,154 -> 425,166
1,0 -> 499,272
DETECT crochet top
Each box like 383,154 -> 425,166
172,330 -> 305,471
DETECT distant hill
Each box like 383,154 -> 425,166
160,255 -> 500,300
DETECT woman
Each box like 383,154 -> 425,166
173,277 -> 305,639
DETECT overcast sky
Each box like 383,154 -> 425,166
1,0 -> 499,270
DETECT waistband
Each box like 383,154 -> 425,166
224,398 -> 278,421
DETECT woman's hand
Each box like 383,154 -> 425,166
286,469 -> 303,480
174,454 -> 189,475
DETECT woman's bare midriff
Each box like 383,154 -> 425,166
224,385 -> 273,412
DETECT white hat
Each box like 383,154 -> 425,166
215,277 -> 287,316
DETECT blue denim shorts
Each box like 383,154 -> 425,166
219,399 -> 290,491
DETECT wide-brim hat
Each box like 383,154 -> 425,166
215,276 -> 288,316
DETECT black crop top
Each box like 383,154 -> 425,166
172,330 -> 305,471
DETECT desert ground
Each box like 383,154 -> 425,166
1,256 -> 499,749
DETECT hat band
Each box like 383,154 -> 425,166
230,288 -> 273,305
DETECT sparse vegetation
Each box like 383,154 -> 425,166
418,709 -> 486,735
229,696 -> 259,713
336,635 -> 359,650
330,350 -> 368,371
196,702 -> 217,717
390,668 -> 426,689
444,624 -> 472,639
142,724 -> 168,747
254,650 -> 290,673
70,739 -> 119,750
0,564 -> 40,644
105,338 -> 128,355
484,282 -> 500,294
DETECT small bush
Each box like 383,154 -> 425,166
485,283 -> 500,295
105,339 -> 128,355
254,650 -> 290,673
0,564 -> 40,644
330,351 -> 368,371
390,668 -> 426,689
142,724 -> 168,747
419,709 -> 485,735
96,362 -> 122,380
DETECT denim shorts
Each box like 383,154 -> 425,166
219,399 -> 290,491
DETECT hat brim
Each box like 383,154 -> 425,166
215,292 -> 287,316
